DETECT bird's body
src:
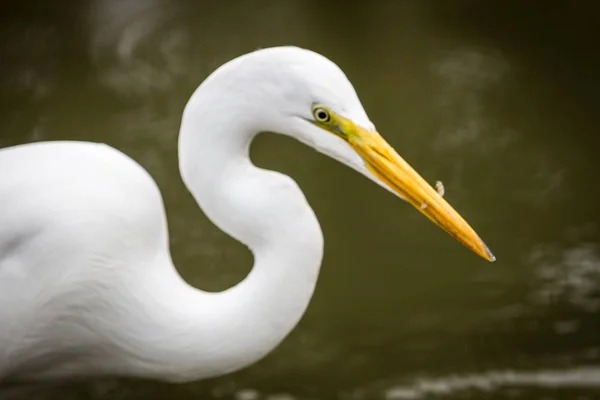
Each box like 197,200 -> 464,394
0,139 -> 321,384
0,141 -> 199,382
0,47 -> 494,386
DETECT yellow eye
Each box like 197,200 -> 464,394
313,107 -> 330,123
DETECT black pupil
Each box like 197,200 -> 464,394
317,111 -> 328,120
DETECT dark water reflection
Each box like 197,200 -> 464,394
1,0 -> 599,399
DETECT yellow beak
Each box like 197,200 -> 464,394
342,119 -> 495,262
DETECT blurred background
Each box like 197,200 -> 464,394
1,0 -> 599,399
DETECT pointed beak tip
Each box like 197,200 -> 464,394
484,246 -> 496,263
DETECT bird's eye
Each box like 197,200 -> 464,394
313,107 -> 330,123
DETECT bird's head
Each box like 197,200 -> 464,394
205,46 -> 495,262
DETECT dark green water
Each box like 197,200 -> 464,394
1,1 -> 599,399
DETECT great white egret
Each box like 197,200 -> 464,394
0,46 -> 494,385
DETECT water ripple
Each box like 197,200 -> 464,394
378,366 -> 600,399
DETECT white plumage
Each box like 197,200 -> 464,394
0,46 -> 493,386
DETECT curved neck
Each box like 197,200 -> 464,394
153,89 -> 324,381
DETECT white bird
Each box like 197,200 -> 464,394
0,46 -> 495,386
